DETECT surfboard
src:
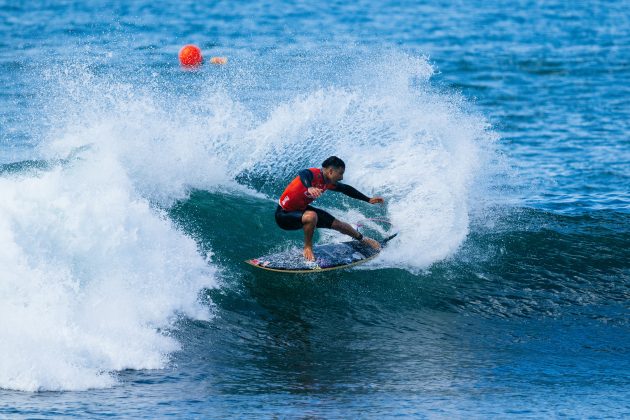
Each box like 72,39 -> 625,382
245,234 -> 397,273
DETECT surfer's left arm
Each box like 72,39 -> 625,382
333,183 -> 384,204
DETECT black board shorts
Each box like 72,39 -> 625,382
275,205 -> 335,230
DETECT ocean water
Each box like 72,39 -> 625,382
1,0 -> 628,417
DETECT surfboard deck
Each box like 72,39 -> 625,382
245,234 -> 397,273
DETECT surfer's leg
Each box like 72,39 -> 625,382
330,219 -> 361,239
302,210 -> 318,261
331,219 -> 381,250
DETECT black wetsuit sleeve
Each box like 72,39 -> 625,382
298,169 -> 314,188
333,183 -> 371,202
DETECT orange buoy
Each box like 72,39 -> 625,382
179,45 -> 203,67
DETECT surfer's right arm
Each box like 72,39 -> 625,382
299,169 -> 323,198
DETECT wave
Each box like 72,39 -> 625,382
1,49 -> 500,390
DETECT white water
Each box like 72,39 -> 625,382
1,70 -> 228,391
230,53 -> 497,270
0,156 -> 217,391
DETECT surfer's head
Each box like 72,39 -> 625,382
322,156 -> 345,184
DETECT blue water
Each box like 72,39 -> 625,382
1,0 -> 629,417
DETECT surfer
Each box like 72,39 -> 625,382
275,156 -> 384,261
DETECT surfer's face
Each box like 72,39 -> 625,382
325,166 -> 345,184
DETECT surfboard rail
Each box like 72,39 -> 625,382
245,233 -> 397,273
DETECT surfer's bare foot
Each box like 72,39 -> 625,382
362,237 -> 381,250
303,247 -> 315,261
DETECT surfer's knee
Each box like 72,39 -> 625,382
302,210 -> 318,225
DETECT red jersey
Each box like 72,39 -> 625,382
278,168 -> 337,211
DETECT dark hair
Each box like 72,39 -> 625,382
322,156 -> 345,169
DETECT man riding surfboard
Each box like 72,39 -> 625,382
275,156 -> 384,261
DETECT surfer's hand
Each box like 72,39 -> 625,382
369,196 -> 384,204
362,237 -> 381,250
307,187 -> 323,198
303,246 -> 316,261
